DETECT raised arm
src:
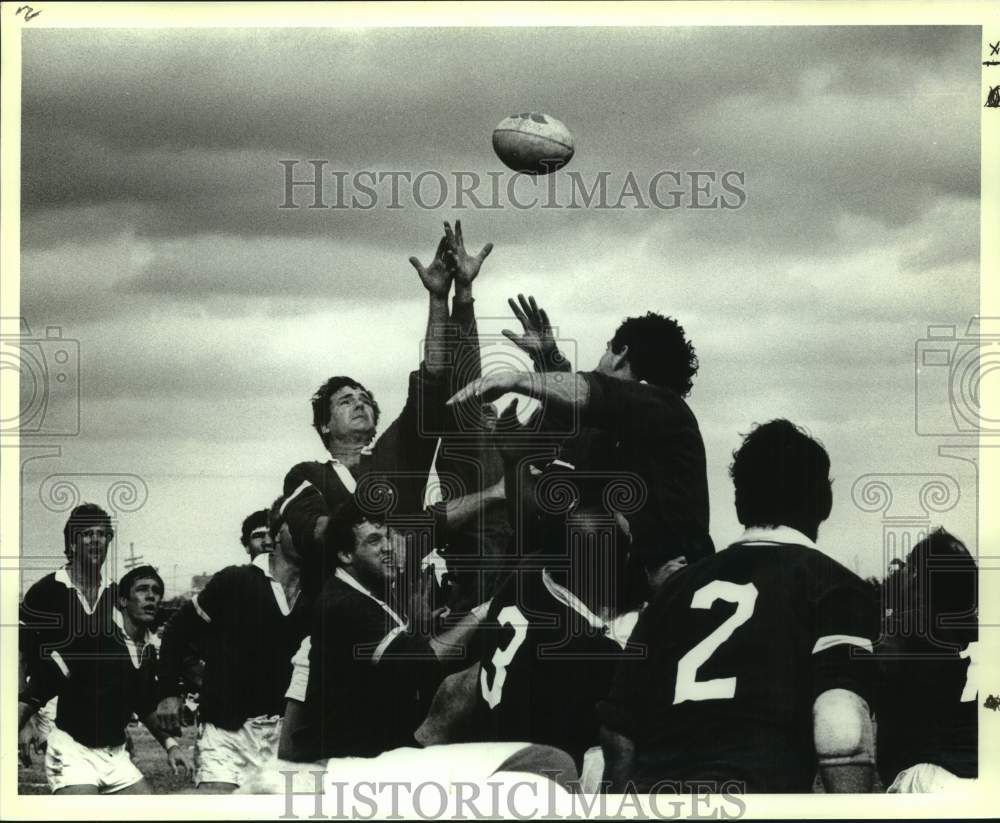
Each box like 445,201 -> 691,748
446,369 -> 590,413
409,231 -> 453,378
501,294 -> 570,373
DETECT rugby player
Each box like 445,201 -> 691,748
449,301 -> 714,588
155,496 -> 310,792
598,419 -> 879,793
290,498 -> 486,761
468,471 -> 643,772
18,504 -> 120,765
240,509 -> 274,559
18,565 -> 192,793
280,222 -> 491,593
875,528 -> 978,792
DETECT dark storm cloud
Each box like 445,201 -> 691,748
21,26 -> 979,241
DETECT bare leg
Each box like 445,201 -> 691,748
53,784 -> 99,794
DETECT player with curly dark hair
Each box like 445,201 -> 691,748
608,311 -> 699,397
454,297 -> 714,588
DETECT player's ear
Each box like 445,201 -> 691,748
337,549 -> 352,567
612,343 -> 630,371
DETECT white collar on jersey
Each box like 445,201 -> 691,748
112,607 -> 156,669
334,567 -> 406,627
541,568 -> 637,649
734,525 -> 817,549
252,551 -> 299,616
54,565 -> 109,616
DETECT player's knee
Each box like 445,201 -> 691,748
813,688 -> 873,764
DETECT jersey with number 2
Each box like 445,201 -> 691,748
600,541 -> 878,792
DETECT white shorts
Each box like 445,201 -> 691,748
285,637 -> 311,704
35,697 -> 57,742
44,726 -> 144,794
887,762 -> 975,793
239,742 -> 575,817
196,716 -> 282,787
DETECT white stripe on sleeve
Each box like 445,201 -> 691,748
192,594 -> 212,623
371,626 -> 407,665
50,650 -> 70,677
280,480 -> 315,516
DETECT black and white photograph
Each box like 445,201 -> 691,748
2,1 -> 997,819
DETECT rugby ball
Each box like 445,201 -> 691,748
492,112 -> 575,175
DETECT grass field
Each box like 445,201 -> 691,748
18,723 -> 198,795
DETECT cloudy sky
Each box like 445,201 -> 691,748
16,24 -> 983,591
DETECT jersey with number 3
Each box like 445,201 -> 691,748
473,568 -> 628,768
599,541 -> 878,792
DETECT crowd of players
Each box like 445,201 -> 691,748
18,222 -> 979,797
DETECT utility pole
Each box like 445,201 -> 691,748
123,541 -> 145,571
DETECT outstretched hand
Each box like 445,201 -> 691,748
446,370 -> 527,408
443,220 -> 493,288
409,235 -> 453,298
501,294 -> 568,372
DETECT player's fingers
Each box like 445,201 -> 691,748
455,219 -> 464,249
435,234 -> 449,259
477,242 -> 493,262
500,328 -> 527,349
517,293 -> 535,323
527,295 -> 542,324
539,308 -> 551,331
443,221 -> 455,249
508,296 -> 529,327
446,384 -> 471,406
408,256 -> 425,276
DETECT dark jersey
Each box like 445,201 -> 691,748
472,566 -> 633,768
19,569 -> 118,681
577,372 -> 714,564
282,365 -> 446,592
24,615 -> 158,748
600,538 -> 878,793
158,558 -> 311,730
302,571 -> 442,759
876,621 -> 978,782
